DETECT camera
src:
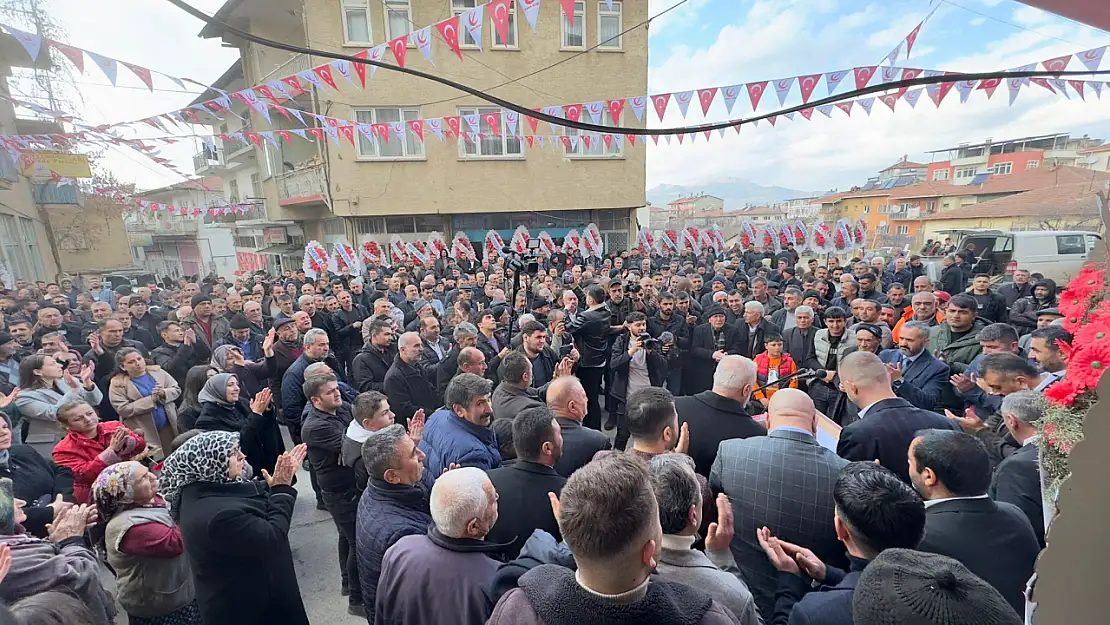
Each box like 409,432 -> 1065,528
640,332 -> 660,349
501,246 -> 541,275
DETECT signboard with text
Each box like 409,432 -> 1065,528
18,151 -> 92,179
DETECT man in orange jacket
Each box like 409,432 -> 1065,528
892,291 -> 945,343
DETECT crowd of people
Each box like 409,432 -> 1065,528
0,237 -> 1067,625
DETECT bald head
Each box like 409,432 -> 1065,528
547,376 -> 587,421
398,331 -> 421,350
457,346 -> 486,375
913,276 -> 933,293
767,389 -> 817,433
712,355 -> 756,404
838,352 -> 895,410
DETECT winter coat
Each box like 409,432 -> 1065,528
15,381 -> 103,447
179,312 -> 230,353
384,359 -> 441,428
0,534 -> 116,625
608,333 -> 668,403
930,319 -> 987,411
176,480 -> 308,625
81,340 -> 148,421
565,307 -> 611,369
52,421 -> 145,504
195,398 -> 284,477
151,341 -> 209,384
1009,279 -> 1057,335
418,408 -> 501,473
351,344 -> 397,394
356,479 -> 432,625
0,444 -> 73,538
108,367 -> 181,458
939,264 -> 964,296
280,353 -> 341,436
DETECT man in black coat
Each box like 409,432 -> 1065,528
674,354 -> 765,477
781,305 -> 819,372
351,319 -> 397,394
836,351 -> 959,483
384,332 -> 440,428
647,291 -> 691,396
485,406 -> 567,560
547,376 -> 610,477
735,300 -> 777,359
331,290 -> 368,375
151,320 -> 208,384
909,429 -> 1040,616
878,321 -> 949,411
989,390 -> 1046,546
565,285 -> 613,431
687,305 -> 742,396
417,316 -> 451,369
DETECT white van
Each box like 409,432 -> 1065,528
923,229 -> 1103,284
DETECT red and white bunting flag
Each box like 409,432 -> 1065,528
559,0 -> 577,24
650,135 -> 659,145
977,78 -> 1001,99
313,64 -> 338,90
798,74 -> 821,104
799,108 -> 814,120
746,81 -> 768,110
627,134 -> 637,146
651,94 -> 671,121
561,135 -> 572,150
702,129 -> 712,141
352,50 -> 369,87
879,94 -> 898,111
309,127 -> 326,141
675,133 -> 683,145
436,16 -> 464,62
1030,77 -> 1056,94
1042,54 -> 1071,72
390,36 -> 408,67
1077,46 -> 1107,72
905,22 -> 924,57
854,66 -> 877,90
254,84 -> 278,104
524,112 -> 539,134
564,104 -> 582,123
901,68 -> 922,82
483,111 -> 501,136
281,75 -> 303,95
607,99 -> 625,123
525,135 -> 535,148
276,130 -> 293,144
444,116 -> 461,137
123,62 -> 154,92
1068,80 -> 1087,101
697,88 -> 718,115
602,134 -> 613,150
765,116 -> 775,127
582,135 -> 592,149
489,0 -> 513,46
835,101 -> 853,116
409,119 -> 425,141
51,41 -> 84,73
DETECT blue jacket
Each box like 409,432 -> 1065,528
771,558 -> 865,625
418,409 -> 501,473
355,479 -> 432,625
879,348 -> 949,411
280,353 -> 343,435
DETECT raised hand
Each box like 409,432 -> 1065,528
704,493 -> 734,552
152,383 -> 166,401
109,428 -> 130,453
555,357 -> 573,378
442,463 -> 461,475
408,409 -> 425,443
675,421 -> 690,455
88,332 -> 103,355
777,540 -> 826,582
79,363 -> 95,389
262,444 -> 307,487
183,328 -> 196,345
262,328 -> 276,353
47,504 -> 91,542
250,388 -> 273,415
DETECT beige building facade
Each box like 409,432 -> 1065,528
199,0 -> 647,265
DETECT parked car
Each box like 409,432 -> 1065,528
921,229 -> 1102,284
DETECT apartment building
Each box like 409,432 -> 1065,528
196,0 -> 647,270
924,133 -> 1103,186
667,194 -> 725,216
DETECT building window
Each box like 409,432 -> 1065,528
954,166 -> 977,179
933,169 -> 949,181
415,215 -> 445,231
561,1 -> 585,49
862,205 -> 871,213
598,0 -> 622,49
228,179 -> 240,203
452,0 -> 480,48
323,218 -> 346,236
493,0 -> 518,48
264,142 -> 281,179
384,0 -> 412,40
342,0 -> 372,45
896,224 -> 910,235
355,108 -> 425,160
990,161 -> 1013,175
385,216 -> 416,233
250,173 -> 263,201
564,110 -> 623,158
457,106 -> 523,158
354,217 -> 386,234
878,204 -> 889,214
926,201 -> 937,212
1028,160 -> 1040,169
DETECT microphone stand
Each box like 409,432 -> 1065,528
750,368 -> 827,395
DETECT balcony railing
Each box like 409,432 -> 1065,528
259,52 -> 313,87
277,164 -> 328,207
127,218 -> 198,237
193,146 -> 225,175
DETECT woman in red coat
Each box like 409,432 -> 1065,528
51,398 -> 146,504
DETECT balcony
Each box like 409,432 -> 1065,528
204,204 -> 281,226
951,154 -> 989,167
277,163 -> 329,207
193,146 -> 226,176
259,53 -> 312,88
127,217 -> 198,238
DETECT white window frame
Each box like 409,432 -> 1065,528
384,0 -> 412,41
990,161 -> 1013,175
597,0 -> 622,50
561,0 -> 585,50
452,0 -> 481,49
896,224 -> 910,235
341,0 -> 373,46
457,106 -> 523,159
1027,159 -> 1040,169
563,110 -> 623,159
954,166 -> 977,179
355,107 -> 425,161
933,168 -> 949,181
492,0 -> 518,49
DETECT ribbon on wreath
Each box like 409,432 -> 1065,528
361,240 -> 384,266
661,228 -> 680,253
682,227 -> 701,255
636,227 -> 655,253
563,229 -> 582,255
583,223 -> 604,259
333,241 -> 361,275
740,223 -> 757,249
406,239 -> 430,264
303,240 -> 329,279
486,230 -> 507,258
451,232 -> 476,261
511,225 -> 530,254
390,234 -> 408,265
793,221 -> 810,253
853,217 -> 868,249
537,231 -> 557,257
426,232 -> 447,260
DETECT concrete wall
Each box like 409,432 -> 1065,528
0,95 -> 59,281
41,196 -> 133,274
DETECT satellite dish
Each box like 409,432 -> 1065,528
1087,156 -> 1101,165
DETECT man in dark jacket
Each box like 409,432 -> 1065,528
218,314 -> 265,362
938,255 -> 965,296
268,315 -> 303,413
608,312 -> 668,450
331,289 -> 368,376
151,320 -> 208,385
547,376 -> 610,478
301,374 -> 365,616
417,316 -> 451,369
491,352 -> 545,422
836,351 -> 960,483
781,305 -> 819,372
565,285 -> 612,431
989,390 -> 1046,546
968,274 -> 1008,323
356,424 -> 433,625
648,291 -> 690,395
675,354 -> 765,477
127,298 -> 163,346
352,319 -> 398,394
384,332 -> 440,428
999,269 -> 1033,308
475,309 -> 510,386
909,430 -> 1040,616
419,373 -> 499,473
760,462 -> 926,625
281,328 -> 339,442
735,300 -> 777,359
687,305 -> 742,396
81,318 -> 147,421
485,406 -> 566,560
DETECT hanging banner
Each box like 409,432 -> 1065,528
18,151 -> 92,178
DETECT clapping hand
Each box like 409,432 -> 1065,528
408,409 -> 425,443
886,362 -> 902,384
555,357 -> 574,378
675,421 -> 690,455
262,444 -> 307,487
88,332 -> 103,355
262,328 -> 276,353
757,527 -> 801,576
47,504 -> 91,542
79,363 -> 95,389
250,388 -> 273,415
152,383 -> 166,401
183,328 -> 196,346
0,387 -> 20,409
109,428 -> 130,453
704,494 -> 735,552
945,408 -> 986,433
777,539 -> 827,582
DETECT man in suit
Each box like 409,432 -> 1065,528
990,390 -> 1046,546
781,305 -> 819,372
836,351 -> 959,483
909,429 -> 1040,616
878,321 -> 949,410
485,406 -> 566,560
768,287 -> 804,331
417,316 -> 451,367
491,351 -> 544,422
547,376 -> 610,477
687,305 -> 743,395
736,300 -> 777,358
565,285 -> 613,431
710,388 -> 849,618
674,355 -> 765,477
758,462 -> 926,625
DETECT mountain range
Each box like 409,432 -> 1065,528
647,177 -> 815,209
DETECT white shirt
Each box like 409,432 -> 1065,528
924,494 -> 990,508
857,400 -> 881,419
1022,435 -> 1041,447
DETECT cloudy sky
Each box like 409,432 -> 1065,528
9,0 -> 1109,194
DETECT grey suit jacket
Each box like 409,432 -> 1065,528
710,428 -> 849,618
656,542 -> 763,625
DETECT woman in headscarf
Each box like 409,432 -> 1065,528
109,347 -> 181,460
1010,278 -> 1058,335
209,339 -> 275,400
160,432 -> 309,625
14,354 -> 102,456
0,477 -> 116,625
176,365 -> 217,432
193,373 -> 283,476
92,462 -> 199,625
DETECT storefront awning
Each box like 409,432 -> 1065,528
255,244 -> 302,256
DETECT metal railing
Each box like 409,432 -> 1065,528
192,145 -> 225,175
258,52 -> 313,87
127,218 -> 198,237
277,163 -> 328,205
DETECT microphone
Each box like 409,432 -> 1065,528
751,368 -> 827,394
